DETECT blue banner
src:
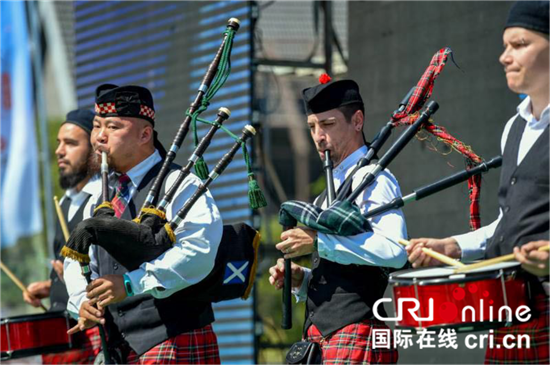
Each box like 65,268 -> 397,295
1,1 -> 43,247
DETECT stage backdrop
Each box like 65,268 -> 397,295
73,1 -> 255,363
349,2 -> 518,364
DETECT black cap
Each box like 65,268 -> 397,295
302,75 -> 364,115
505,1 -> 549,35
95,84 -> 156,125
63,109 -> 95,135
95,84 -> 167,158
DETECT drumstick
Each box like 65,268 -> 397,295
54,196 -> 70,242
398,239 -> 466,267
454,244 -> 550,273
0,261 -> 47,312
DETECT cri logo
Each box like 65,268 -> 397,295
373,298 -> 434,322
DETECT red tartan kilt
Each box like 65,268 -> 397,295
485,294 -> 549,364
306,320 -> 399,364
41,326 -> 101,364
125,324 -> 220,364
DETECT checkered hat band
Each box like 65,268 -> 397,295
95,102 -> 116,115
140,105 -> 155,120
94,103 -> 155,120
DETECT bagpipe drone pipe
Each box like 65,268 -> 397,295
61,18 -> 267,304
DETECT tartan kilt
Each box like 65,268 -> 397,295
126,324 -> 220,364
41,326 -> 101,364
306,320 -> 399,364
485,294 -> 549,364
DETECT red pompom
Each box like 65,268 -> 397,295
319,73 -> 331,84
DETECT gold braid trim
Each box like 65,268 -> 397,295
164,223 -> 177,244
133,207 -> 166,223
60,246 -> 91,264
142,208 -> 167,220
242,231 -> 261,300
93,202 -> 114,215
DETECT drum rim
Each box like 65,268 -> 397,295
1,310 -> 68,325
389,265 -> 520,286
1,344 -> 73,360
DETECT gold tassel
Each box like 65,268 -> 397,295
60,246 -> 90,264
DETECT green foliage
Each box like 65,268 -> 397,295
1,235 -> 50,316
310,173 -> 327,198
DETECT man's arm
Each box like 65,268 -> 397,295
316,169 -> 408,268
124,173 -> 223,299
64,248 -> 99,319
64,190 -> 100,319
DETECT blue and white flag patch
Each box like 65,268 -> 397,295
223,261 -> 249,285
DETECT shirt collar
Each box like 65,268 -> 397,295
65,175 -> 100,199
122,150 -> 162,189
81,175 -> 101,196
517,96 -> 550,129
332,145 -> 369,181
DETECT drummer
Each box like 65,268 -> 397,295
406,1 -> 549,363
23,109 -> 102,364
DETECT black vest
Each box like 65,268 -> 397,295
50,193 -> 91,312
486,115 -> 549,258
94,162 -> 214,356
304,179 -> 390,337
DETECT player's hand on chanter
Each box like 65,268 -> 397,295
406,237 -> 462,268
86,274 -> 127,309
269,258 -> 305,290
68,298 -> 103,335
276,227 -> 317,259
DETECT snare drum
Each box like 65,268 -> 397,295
389,262 -> 529,332
1,311 -> 74,360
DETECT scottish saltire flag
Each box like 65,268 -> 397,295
223,261 -> 249,285
0,1 -> 43,247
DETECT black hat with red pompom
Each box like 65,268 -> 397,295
302,73 -> 364,115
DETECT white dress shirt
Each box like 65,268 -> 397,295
61,177 -> 101,222
294,146 -> 408,302
453,96 -> 550,261
64,150 -> 223,318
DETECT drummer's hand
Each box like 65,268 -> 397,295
269,258 -> 305,290
52,260 -> 64,283
68,299 -> 103,335
24,280 -> 51,307
276,227 -> 317,259
407,237 -> 462,268
86,274 -> 126,309
515,240 -> 550,277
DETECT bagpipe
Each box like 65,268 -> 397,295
61,18 -> 266,307
280,47 -> 501,329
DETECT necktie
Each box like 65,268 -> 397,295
111,174 -> 131,218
